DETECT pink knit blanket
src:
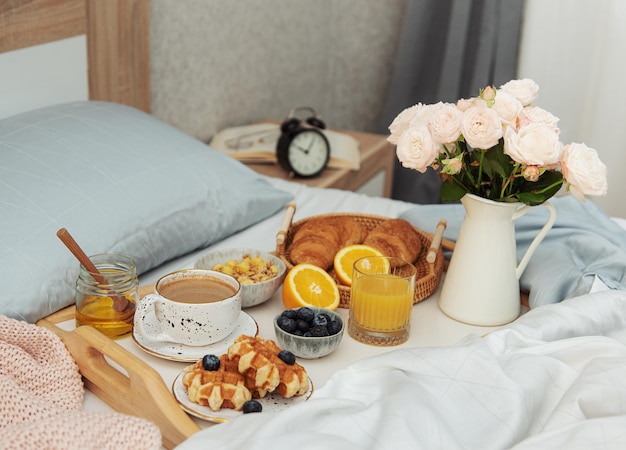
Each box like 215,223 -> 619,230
0,314 -> 161,449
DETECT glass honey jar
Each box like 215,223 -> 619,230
75,253 -> 138,338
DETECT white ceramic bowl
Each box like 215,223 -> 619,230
194,248 -> 286,308
273,307 -> 344,359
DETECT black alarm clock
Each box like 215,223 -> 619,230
276,107 -> 330,178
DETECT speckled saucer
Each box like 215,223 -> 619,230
132,310 -> 258,362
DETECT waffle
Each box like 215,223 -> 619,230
218,354 -> 270,399
228,335 -> 309,398
182,355 -> 251,411
182,335 -> 309,412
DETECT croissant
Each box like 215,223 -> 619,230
362,219 -> 422,264
289,216 -> 367,270
289,234 -> 337,270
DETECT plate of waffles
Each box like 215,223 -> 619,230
132,310 -> 258,362
171,335 -> 314,422
171,369 -> 314,423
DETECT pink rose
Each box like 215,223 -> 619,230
504,124 -> 562,166
456,98 -> 476,112
493,91 -> 523,129
499,78 -> 540,106
429,103 -> 462,144
480,86 -> 496,106
388,104 -> 419,145
522,165 -> 541,182
460,104 -> 503,149
562,143 -> 608,201
413,102 -> 446,127
518,106 -> 560,132
387,103 -> 433,145
441,155 -> 463,175
395,125 -> 438,173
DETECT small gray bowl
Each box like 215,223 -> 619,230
274,307 -> 344,359
194,248 -> 286,308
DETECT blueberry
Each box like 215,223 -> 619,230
320,312 -> 333,323
242,399 -> 263,414
296,307 -> 315,323
277,316 -> 297,333
296,319 -> 310,332
312,313 -> 329,327
282,309 -> 298,319
327,319 -> 342,336
309,325 -> 330,337
278,349 -> 296,365
202,354 -> 220,371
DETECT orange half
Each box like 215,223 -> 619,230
333,244 -> 385,286
282,263 -> 340,310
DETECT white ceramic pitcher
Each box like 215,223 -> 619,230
439,193 -> 557,326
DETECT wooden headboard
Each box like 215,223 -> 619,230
0,0 -> 151,113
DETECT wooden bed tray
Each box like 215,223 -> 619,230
36,286 -> 201,449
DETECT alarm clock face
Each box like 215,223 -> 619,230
287,130 -> 330,177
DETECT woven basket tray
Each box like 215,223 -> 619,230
275,204 -> 445,309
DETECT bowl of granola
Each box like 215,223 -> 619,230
194,248 -> 286,308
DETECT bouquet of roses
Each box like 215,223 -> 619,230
387,78 -> 608,206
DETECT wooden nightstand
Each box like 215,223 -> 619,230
244,126 -> 396,198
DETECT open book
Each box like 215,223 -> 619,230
208,123 -> 361,170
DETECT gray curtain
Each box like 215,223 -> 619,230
378,0 -> 525,204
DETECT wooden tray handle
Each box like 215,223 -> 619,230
426,219 -> 447,264
276,202 -> 297,248
37,318 -> 200,449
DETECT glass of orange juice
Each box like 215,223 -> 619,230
348,256 -> 416,346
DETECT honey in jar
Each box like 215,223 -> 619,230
75,253 -> 138,338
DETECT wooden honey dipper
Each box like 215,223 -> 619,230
57,228 -> 133,316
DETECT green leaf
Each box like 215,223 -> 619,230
515,191 -> 550,206
484,142 -> 513,179
482,156 -> 505,181
440,180 -> 466,203
515,171 -> 564,206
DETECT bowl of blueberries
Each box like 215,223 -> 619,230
273,306 -> 344,359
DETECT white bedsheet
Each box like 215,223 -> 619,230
178,288 -> 626,450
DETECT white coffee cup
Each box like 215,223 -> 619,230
134,269 -> 241,346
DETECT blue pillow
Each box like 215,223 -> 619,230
0,101 -> 293,322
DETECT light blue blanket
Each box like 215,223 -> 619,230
400,196 -> 626,308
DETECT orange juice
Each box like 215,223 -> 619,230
348,256 -> 416,346
350,274 -> 413,331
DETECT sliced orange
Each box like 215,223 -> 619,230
333,244 -> 385,286
353,254 -> 391,275
282,263 -> 340,310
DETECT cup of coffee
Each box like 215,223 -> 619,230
134,269 -> 241,346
